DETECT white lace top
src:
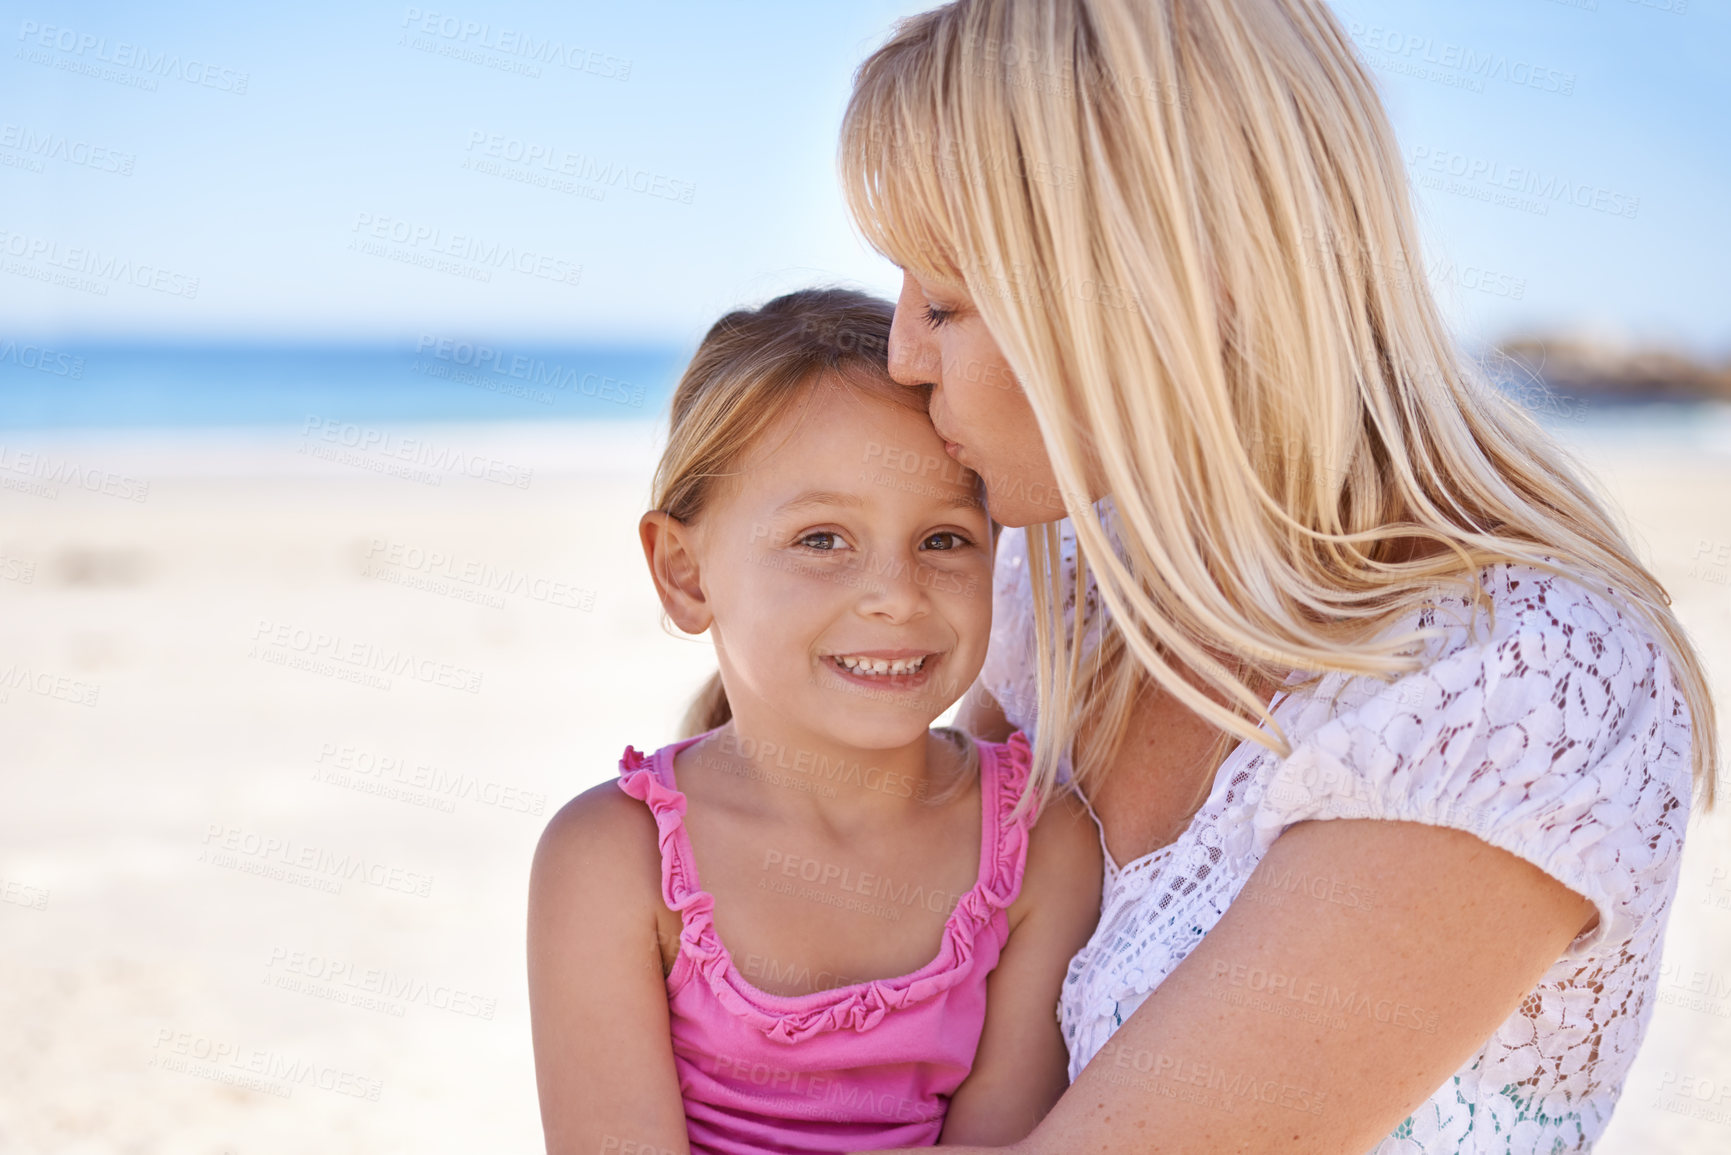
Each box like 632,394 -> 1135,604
979,500 -> 1695,1154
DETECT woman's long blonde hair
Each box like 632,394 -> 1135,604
839,0 -> 1717,805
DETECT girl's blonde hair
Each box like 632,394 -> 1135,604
650,288 -> 981,783
839,0 -> 1717,806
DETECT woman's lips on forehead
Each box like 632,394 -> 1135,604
927,400 -> 957,444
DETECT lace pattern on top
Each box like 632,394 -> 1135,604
982,513 -> 1694,1153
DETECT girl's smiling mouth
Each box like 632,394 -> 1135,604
823,649 -> 940,689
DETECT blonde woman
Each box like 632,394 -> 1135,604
838,0 -> 1716,1152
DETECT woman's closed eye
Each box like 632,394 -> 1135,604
920,303 -> 955,330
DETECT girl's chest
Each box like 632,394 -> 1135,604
666,811 -> 984,997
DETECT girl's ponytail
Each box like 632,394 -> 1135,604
679,672 -> 732,739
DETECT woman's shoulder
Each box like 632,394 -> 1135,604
1311,559 -> 1693,795
1395,561 -> 1683,729
1236,562 -> 1694,955
1446,560 -> 1665,657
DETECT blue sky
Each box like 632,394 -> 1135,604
1,0 -> 1726,355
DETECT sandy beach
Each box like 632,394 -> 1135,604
1,413 -> 1728,1154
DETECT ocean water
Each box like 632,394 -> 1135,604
0,341 -> 688,429
2,340 -> 1727,458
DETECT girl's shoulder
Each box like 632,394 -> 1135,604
528,772 -> 676,981
534,743 -> 685,931
547,737 -> 681,846
988,731 -> 1105,929
1014,790 -> 1105,923
535,774 -> 668,904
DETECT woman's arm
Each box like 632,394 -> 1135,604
870,816 -> 1594,1154
528,784 -> 692,1155
939,793 -> 1103,1145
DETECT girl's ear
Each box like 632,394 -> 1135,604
639,511 -> 712,635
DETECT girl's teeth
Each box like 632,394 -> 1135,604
835,655 -> 927,676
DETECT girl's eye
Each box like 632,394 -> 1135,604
921,531 -> 971,551
797,531 -> 843,551
920,304 -> 955,329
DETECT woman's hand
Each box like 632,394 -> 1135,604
864,815 -> 1594,1154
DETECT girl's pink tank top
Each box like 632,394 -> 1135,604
615,728 -> 1038,1155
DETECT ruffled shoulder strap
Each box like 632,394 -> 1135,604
615,741 -> 715,926
972,729 -> 1040,914
610,730 -> 1048,1045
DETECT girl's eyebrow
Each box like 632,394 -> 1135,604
774,490 -> 868,514
775,489 -> 984,515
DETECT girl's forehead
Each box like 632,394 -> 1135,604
753,375 -> 935,456
727,385 -> 980,514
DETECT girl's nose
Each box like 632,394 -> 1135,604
854,553 -> 930,624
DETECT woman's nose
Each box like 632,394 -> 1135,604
888,273 -> 940,389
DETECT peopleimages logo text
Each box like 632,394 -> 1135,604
1347,22 -> 1575,95
463,131 -> 693,204
0,227 -> 199,298
15,21 -> 250,93
0,340 -> 84,378
413,337 -> 644,406
1409,146 -> 1639,219
350,213 -> 581,287
399,8 -> 630,80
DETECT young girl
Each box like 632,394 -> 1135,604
527,289 -> 1102,1155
